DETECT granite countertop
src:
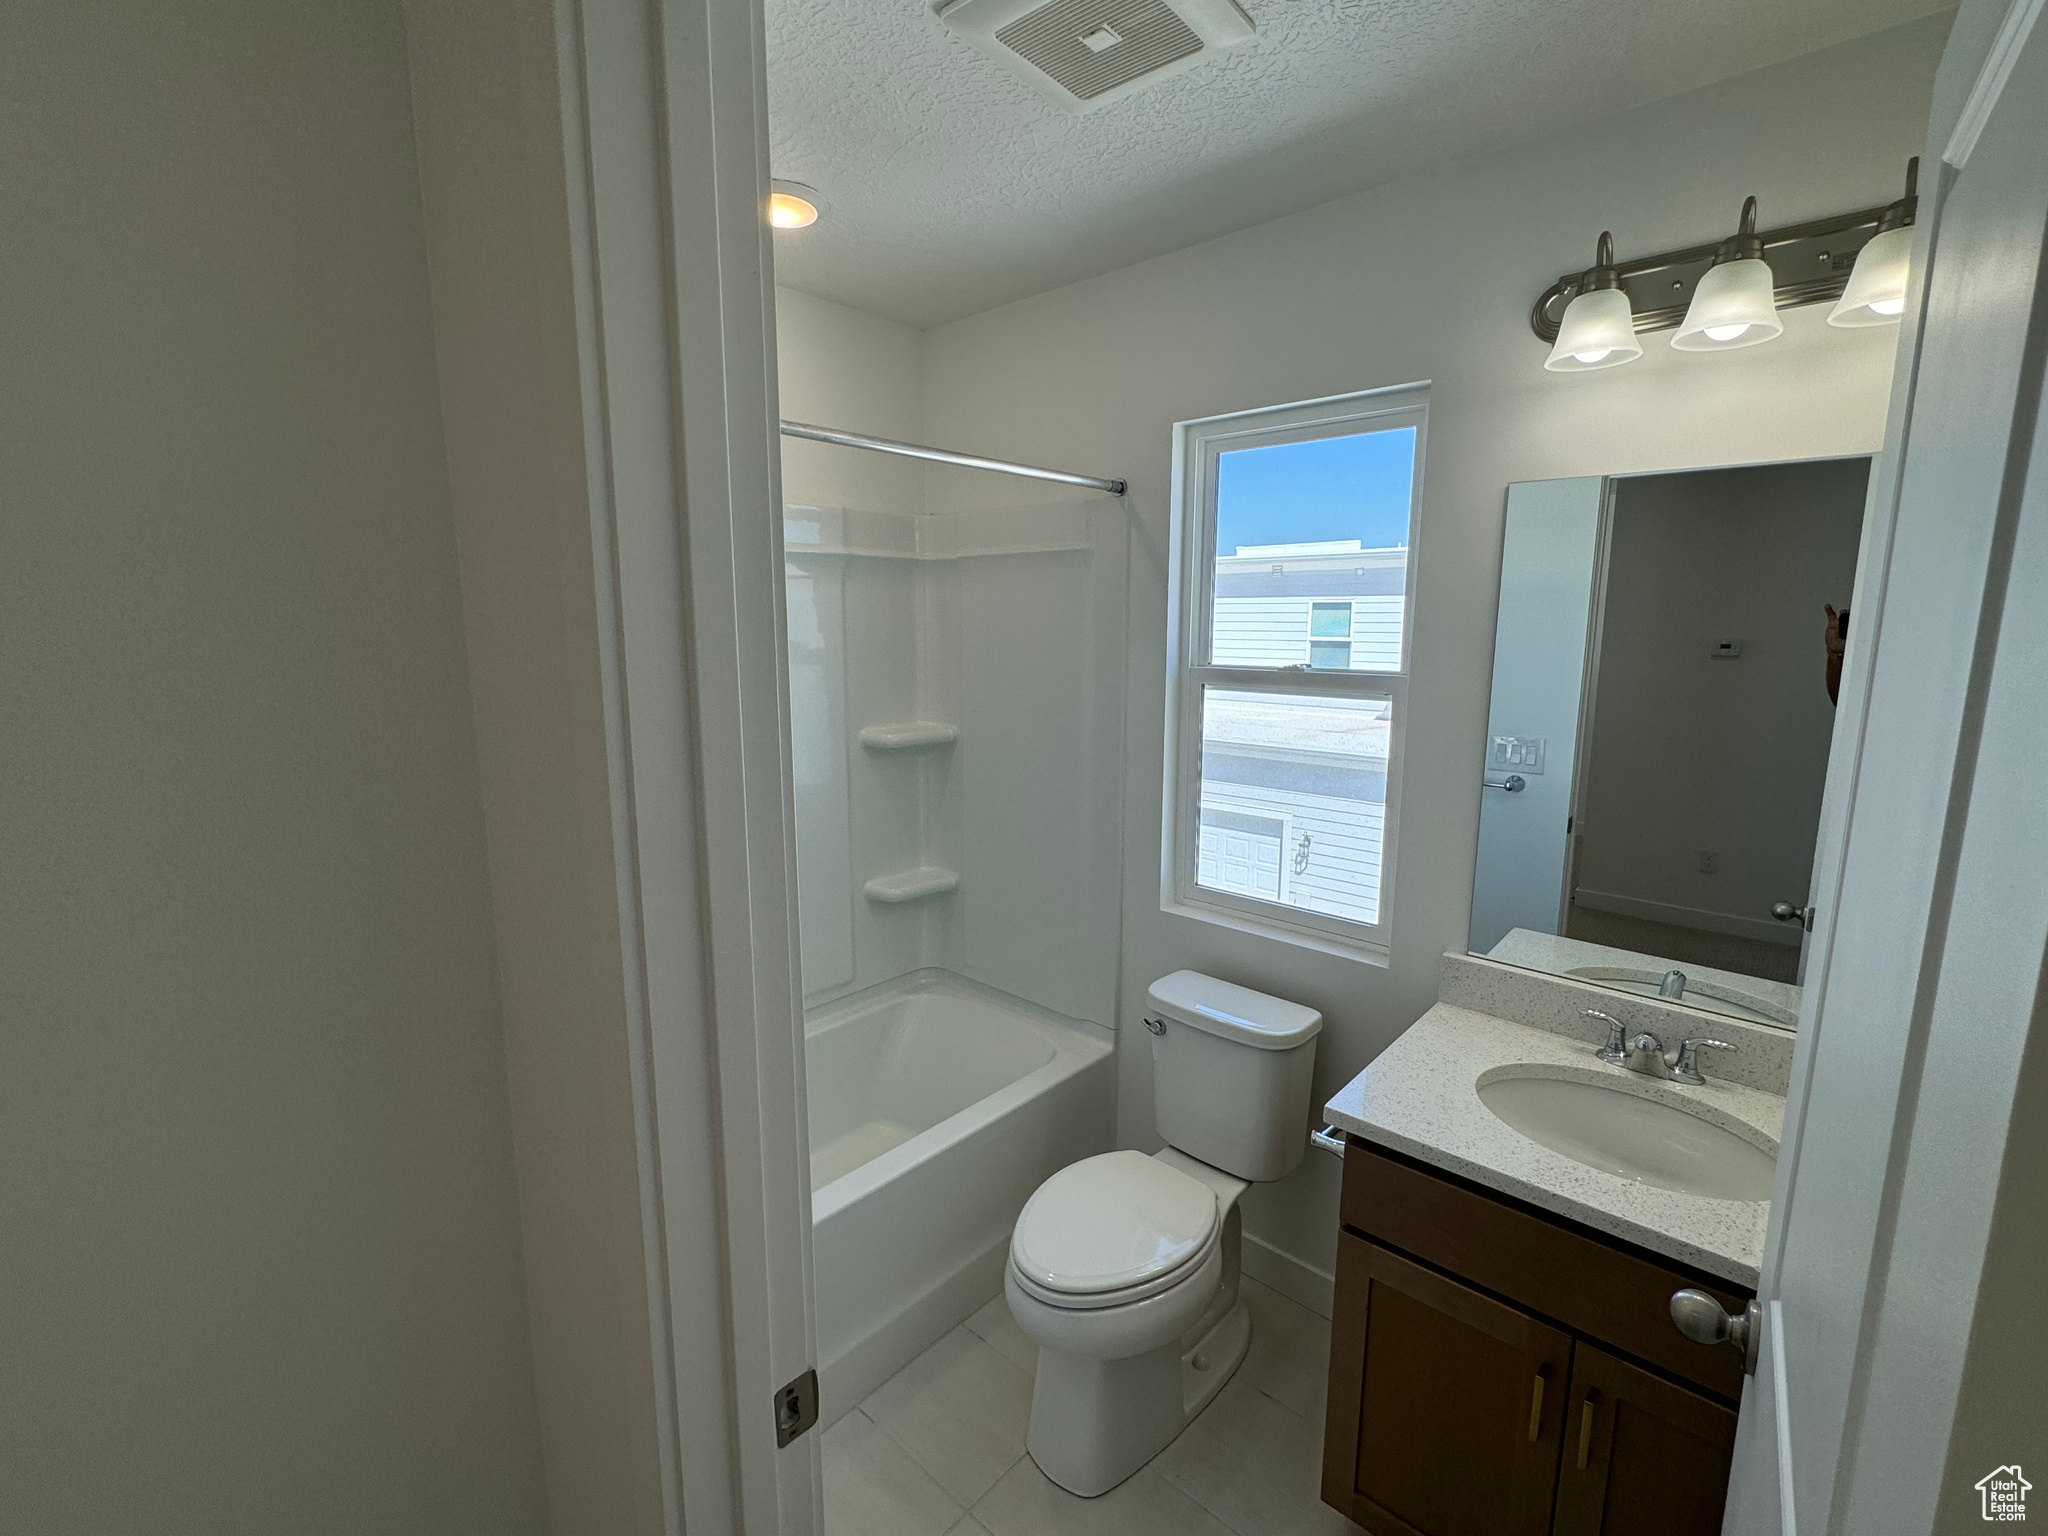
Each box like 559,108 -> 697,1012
1482,927 -> 1802,1029
1324,1001 -> 1783,1287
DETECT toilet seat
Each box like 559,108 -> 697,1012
1009,1151 -> 1219,1310
1008,1230 -> 1218,1310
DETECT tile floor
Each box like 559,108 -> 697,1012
824,1276 -> 1360,1536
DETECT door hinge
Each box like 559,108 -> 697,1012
774,1368 -> 820,1447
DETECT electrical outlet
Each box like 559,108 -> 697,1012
1698,850 -> 1719,874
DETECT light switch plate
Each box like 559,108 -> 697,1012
1488,735 -> 1546,774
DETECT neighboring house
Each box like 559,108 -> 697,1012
1212,539 -> 1407,671
1200,540 -> 1404,925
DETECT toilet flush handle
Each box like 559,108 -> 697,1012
1143,1015 -> 1167,1036
1310,1125 -> 1347,1157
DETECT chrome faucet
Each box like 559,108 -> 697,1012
1657,969 -> 1688,1000
1626,1030 -> 1734,1085
1583,1011 -> 1732,1085
1587,1009 -> 1629,1066
1670,1037 -> 1735,1085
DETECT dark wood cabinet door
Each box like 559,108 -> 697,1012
1322,1234 -> 1573,1536
1550,1343 -> 1737,1536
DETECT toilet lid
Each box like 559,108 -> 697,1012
1011,1151 -> 1219,1296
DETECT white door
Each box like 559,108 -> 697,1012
1468,477 -> 1605,952
1723,2 -> 2048,1530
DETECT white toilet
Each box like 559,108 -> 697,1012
1004,969 -> 1322,1496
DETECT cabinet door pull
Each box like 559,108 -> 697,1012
1576,1393 -> 1599,1471
1527,1372 -> 1546,1441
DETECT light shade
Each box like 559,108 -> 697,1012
1545,288 -> 1643,371
1672,258 -> 1782,351
1829,226 -> 1912,326
767,181 -> 820,230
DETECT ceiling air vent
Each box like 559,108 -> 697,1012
939,0 -> 1255,113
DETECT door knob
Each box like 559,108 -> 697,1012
1770,901 -> 1814,930
1670,1289 -> 1761,1374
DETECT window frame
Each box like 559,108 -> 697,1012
1163,385 -> 1429,961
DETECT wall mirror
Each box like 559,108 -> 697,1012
1468,456 -> 1872,1031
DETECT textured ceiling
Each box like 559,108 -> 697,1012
766,0 -> 1945,328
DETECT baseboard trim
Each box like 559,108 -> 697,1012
816,1234 -> 1009,1430
1573,888 -> 1800,947
1242,1232 -> 1334,1320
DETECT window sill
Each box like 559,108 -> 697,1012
1160,896 -> 1391,968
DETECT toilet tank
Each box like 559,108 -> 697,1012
1145,971 -> 1323,1183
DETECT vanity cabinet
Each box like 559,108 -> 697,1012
1330,1237 -> 1574,1536
1548,1341 -> 1737,1536
1322,1137 -> 1747,1536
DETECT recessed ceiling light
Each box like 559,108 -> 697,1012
768,181 -> 821,231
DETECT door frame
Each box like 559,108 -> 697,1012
405,0 -> 818,1526
1723,0 -> 2048,1529
531,0 -> 819,1528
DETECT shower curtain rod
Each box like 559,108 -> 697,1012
780,420 -> 1128,496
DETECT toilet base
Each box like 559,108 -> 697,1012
1025,1296 -> 1251,1497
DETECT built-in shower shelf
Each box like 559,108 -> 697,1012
862,867 -> 960,904
858,722 -> 959,751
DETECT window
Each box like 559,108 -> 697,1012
1308,602 -> 1353,669
1165,386 -> 1425,957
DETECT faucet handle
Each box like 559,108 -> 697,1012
1673,1037 -> 1734,1085
1584,1009 -> 1628,1065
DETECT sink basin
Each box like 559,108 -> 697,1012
1475,1069 -> 1777,1201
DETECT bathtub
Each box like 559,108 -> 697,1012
807,969 -> 1114,1423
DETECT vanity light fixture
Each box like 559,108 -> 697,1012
1672,197 -> 1783,351
1829,159 -> 1919,327
1543,233 -> 1643,372
1529,158 -> 1920,370
767,180 -> 821,230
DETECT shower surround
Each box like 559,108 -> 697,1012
782,485 -> 1128,1418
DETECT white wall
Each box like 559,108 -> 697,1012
1578,459 -> 1868,940
1,3 -> 549,1530
777,286 -> 925,510
915,14 -> 1949,1299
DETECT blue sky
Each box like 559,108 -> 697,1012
1215,428 -> 1416,555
